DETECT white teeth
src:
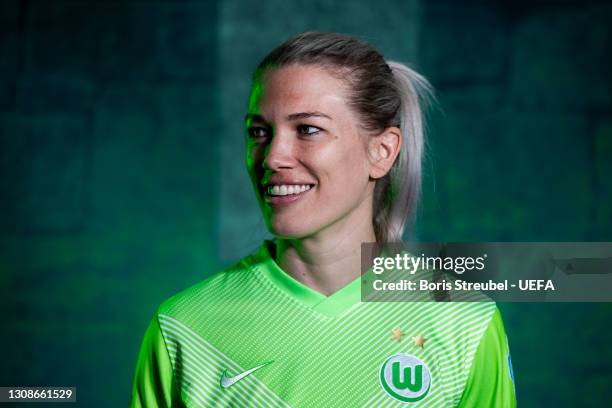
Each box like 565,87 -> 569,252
267,184 -> 312,196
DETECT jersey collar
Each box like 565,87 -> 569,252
253,240 -> 363,319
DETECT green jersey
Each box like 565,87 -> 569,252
130,240 -> 516,407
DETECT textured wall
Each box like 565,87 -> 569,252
417,1 -> 612,406
0,0 -> 611,407
0,1 -> 219,406
418,0 -> 611,242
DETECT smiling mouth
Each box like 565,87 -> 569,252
263,183 -> 315,206
266,184 -> 313,196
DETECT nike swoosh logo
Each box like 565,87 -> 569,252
220,361 -> 273,389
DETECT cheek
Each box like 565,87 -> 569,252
316,142 -> 370,192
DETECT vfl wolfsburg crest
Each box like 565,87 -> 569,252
380,354 -> 432,402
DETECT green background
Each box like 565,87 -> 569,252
1,0 -> 611,406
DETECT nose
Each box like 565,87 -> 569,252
263,132 -> 295,171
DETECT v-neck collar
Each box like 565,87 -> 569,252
254,240 -> 363,318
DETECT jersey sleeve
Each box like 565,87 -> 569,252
130,315 -> 180,408
457,307 -> 517,408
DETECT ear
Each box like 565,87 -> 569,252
367,127 -> 402,179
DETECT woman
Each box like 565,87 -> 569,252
130,32 -> 516,407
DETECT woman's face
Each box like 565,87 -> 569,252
245,64 -> 376,239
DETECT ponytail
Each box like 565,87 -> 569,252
374,62 -> 434,243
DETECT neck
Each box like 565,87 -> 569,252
274,201 -> 377,296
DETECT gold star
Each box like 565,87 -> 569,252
412,334 -> 426,348
391,328 -> 404,342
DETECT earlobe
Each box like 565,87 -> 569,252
368,127 -> 402,179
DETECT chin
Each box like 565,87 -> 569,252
268,219 -> 315,240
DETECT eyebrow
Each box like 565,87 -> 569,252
244,111 -> 332,123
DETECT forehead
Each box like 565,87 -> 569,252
248,64 -> 350,116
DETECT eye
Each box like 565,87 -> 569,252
247,126 -> 270,140
297,124 -> 321,135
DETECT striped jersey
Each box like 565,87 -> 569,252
130,240 -> 516,407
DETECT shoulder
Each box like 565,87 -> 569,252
156,242 -> 270,320
396,300 -> 498,332
436,301 -> 499,340
441,301 -> 498,329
